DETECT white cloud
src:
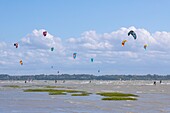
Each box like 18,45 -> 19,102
153,31 -> 170,50
0,42 -> 7,49
21,29 -> 65,53
1,27 -> 170,74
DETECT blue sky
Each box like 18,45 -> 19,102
0,0 -> 170,75
1,0 -> 170,41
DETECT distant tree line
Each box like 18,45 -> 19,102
0,74 -> 170,80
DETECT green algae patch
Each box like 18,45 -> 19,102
2,85 -> 21,88
97,92 -> 138,101
62,90 -> 82,93
102,97 -> 137,101
24,88 -> 86,96
71,92 -> 92,96
24,88 -> 81,93
24,89 -> 55,92
49,92 -> 67,95
97,92 -> 138,97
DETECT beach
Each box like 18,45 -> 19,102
0,80 -> 170,113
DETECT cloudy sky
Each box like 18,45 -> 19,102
0,0 -> 170,75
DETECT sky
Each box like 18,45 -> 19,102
0,0 -> 170,75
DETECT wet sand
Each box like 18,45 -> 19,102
0,80 -> 170,113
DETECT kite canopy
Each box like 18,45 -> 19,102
91,58 -> 94,62
43,31 -> 47,36
51,47 -> 54,51
14,43 -> 18,48
73,53 -> 77,59
144,44 -> 148,50
122,40 -> 127,46
128,30 -> 137,39
20,60 -> 23,65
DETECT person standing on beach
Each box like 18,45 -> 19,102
160,80 -> 162,84
55,80 -> 57,83
154,81 -> 156,85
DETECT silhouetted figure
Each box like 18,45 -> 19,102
63,80 -> 65,83
89,80 -> 91,83
154,81 -> 156,85
160,80 -> 162,84
25,80 -> 27,83
55,80 -> 57,83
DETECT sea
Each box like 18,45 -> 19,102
0,80 -> 170,113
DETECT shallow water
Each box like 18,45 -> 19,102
0,80 -> 170,113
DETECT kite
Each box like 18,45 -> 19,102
14,43 -> 18,48
128,30 -> 137,39
122,40 -> 127,46
20,60 -> 23,65
73,53 -> 77,59
91,58 -> 94,62
51,47 -> 54,51
43,31 -> 47,36
144,44 -> 148,50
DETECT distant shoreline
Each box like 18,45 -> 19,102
0,74 -> 170,80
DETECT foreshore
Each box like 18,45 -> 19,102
0,80 -> 170,113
